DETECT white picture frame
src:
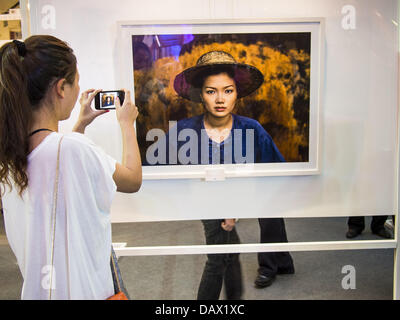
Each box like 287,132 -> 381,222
116,18 -> 325,180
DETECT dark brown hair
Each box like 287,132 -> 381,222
0,35 -> 77,196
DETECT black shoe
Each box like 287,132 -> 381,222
254,274 -> 276,288
277,266 -> 295,275
372,228 -> 393,239
346,229 -> 362,239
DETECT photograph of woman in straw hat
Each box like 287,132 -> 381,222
164,50 -> 285,166
132,32 -> 311,166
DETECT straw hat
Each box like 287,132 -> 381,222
174,51 -> 264,102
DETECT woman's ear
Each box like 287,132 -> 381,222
55,78 -> 67,98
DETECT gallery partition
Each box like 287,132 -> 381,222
22,0 -> 400,299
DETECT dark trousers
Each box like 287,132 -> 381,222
257,218 -> 294,277
347,216 -> 388,233
197,219 -> 243,300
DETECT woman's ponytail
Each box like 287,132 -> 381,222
0,41 -> 32,196
0,36 -> 77,196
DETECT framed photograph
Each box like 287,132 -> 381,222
116,18 -> 324,180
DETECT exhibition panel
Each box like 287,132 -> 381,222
1,0 -> 397,300
28,0 -> 398,222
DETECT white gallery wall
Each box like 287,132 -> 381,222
27,0 -> 399,222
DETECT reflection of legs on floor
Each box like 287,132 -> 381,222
346,216 -> 365,238
371,216 -> 392,238
223,253 -> 243,299
385,216 -> 395,232
347,216 -> 365,231
197,220 -> 243,300
370,215 -> 387,233
197,252 -> 243,300
256,218 -> 294,288
197,254 -> 225,300
347,216 -> 392,239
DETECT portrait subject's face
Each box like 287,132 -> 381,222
201,72 -> 237,120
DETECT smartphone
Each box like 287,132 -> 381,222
94,90 -> 125,110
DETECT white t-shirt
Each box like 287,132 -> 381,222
2,132 -> 117,300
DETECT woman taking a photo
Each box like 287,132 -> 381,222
0,35 -> 142,299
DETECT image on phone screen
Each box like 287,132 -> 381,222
100,92 -> 117,109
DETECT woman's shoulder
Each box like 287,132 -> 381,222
232,114 -> 274,141
60,133 -> 116,170
58,133 -> 107,161
60,132 -> 96,150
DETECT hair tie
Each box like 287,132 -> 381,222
13,40 -> 27,57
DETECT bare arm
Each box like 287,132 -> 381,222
113,90 -> 142,193
113,124 -> 142,193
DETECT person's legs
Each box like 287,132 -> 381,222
370,215 -> 388,233
223,227 -> 243,300
257,218 -> 294,274
347,216 -> 365,232
371,215 -> 392,238
197,253 -> 225,300
197,220 -> 243,300
197,220 -> 224,300
346,216 -> 365,238
256,218 -> 294,287
276,252 -> 295,274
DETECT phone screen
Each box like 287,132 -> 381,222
95,91 -> 124,110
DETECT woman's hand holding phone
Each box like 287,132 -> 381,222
73,88 -> 109,133
115,90 -> 138,127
